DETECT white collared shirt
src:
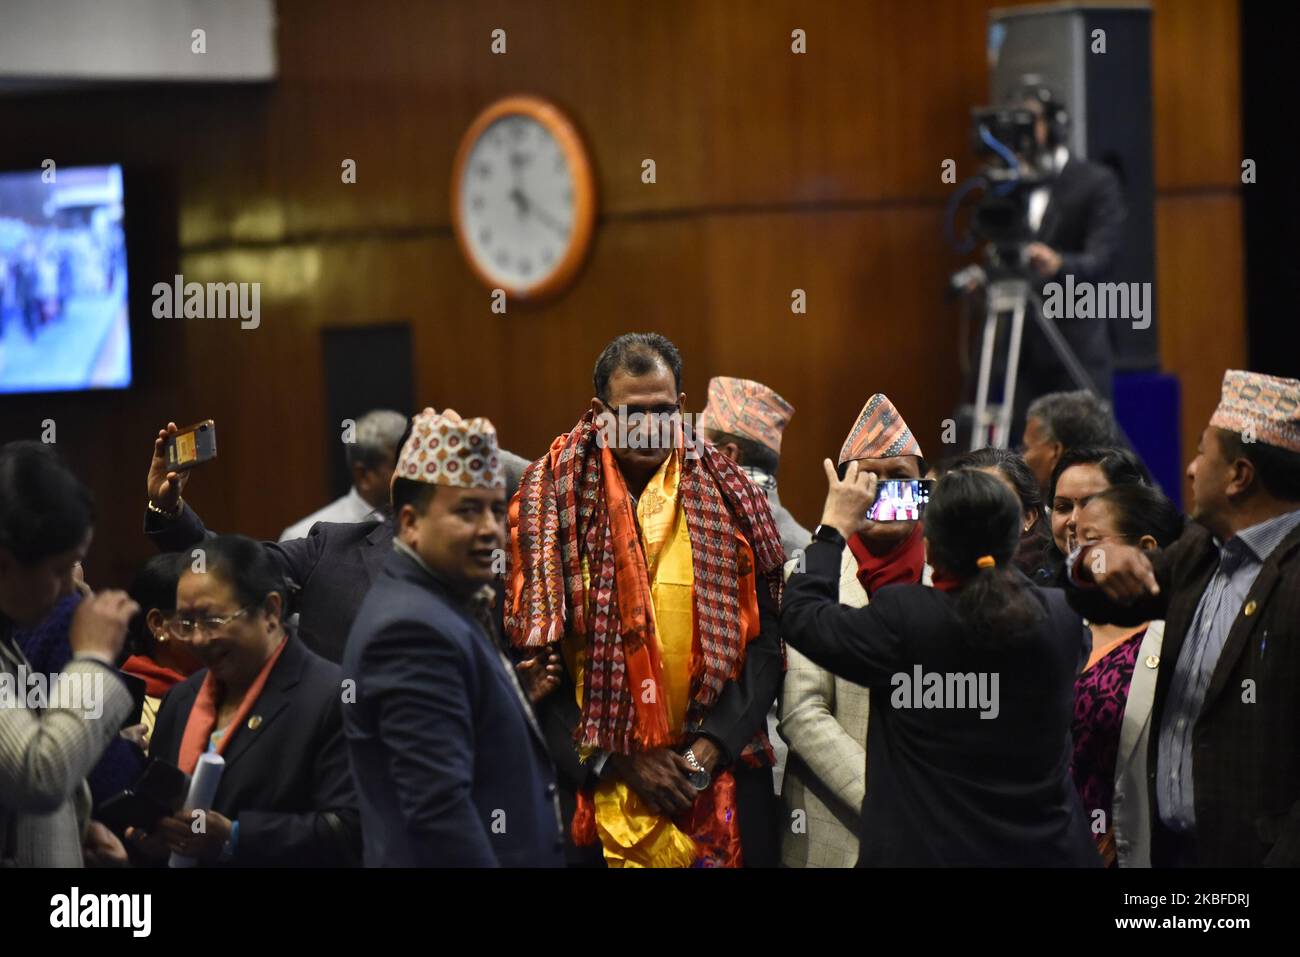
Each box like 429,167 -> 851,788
1028,145 -> 1070,233
279,486 -> 383,542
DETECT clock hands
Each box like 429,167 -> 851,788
507,187 -> 569,238
529,201 -> 570,238
508,186 -> 528,218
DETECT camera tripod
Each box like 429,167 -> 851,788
966,272 -> 1100,450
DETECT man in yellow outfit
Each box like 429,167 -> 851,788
507,333 -> 786,867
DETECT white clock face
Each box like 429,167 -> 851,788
458,114 -> 577,293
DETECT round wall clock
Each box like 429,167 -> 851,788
451,95 -> 597,301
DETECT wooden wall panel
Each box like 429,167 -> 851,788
0,0 -> 1244,589
1151,0 -> 1243,189
1156,194 -> 1247,479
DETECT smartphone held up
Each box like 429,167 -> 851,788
867,479 -> 933,522
164,420 -> 218,472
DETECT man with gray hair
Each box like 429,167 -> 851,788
280,408 -> 407,541
1020,390 -> 1117,497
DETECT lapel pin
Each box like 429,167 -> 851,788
247,714 -> 263,731
1244,600 -> 1258,617
1145,654 -> 1160,669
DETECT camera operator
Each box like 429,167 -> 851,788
965,81 -> 1127,432
1019,84 -> 1126,408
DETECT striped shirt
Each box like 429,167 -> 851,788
1156,508 -> 1300,831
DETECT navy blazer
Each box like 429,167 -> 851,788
342,546 -> 563,867
150,631 -> 361,866
782,537 -> 1099,867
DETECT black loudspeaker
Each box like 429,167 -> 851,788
320,323 -> 414,498
989,3 -> 1157,372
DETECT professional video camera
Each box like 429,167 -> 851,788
964,105 -> 1049,272
946,93 -> 1098,452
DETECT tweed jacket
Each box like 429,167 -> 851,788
0,629 -> 133,867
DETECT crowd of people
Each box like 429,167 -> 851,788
1,331 -> 1298,868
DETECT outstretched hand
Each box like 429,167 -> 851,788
1079,542 -> 1160,605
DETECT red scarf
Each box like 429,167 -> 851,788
847,523 -> 926,597
122,655 -> 191,699
176,637 -> 287,775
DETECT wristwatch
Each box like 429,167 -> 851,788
812,524 -> 846,548
683,747 -> 712,791
147,497 -> 183,521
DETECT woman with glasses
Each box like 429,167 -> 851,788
129,534 -> 360,866
121,553 -> 200,751
1070,484 -> 1183,867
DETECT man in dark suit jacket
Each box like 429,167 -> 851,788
343,410 -> 562,867
1022,155 -> 1126,400
142,420 -> 530,663
149,629 -> 361,867
1067,371 -> 1300,866
1011,86 -> 1127,425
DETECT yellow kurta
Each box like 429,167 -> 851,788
564,451 -> 701,866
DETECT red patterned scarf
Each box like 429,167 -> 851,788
506,411 -> 784,754
847,523 -> 926,597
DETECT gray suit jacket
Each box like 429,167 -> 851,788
0,631 -> 133,867
769,487 -> 811,562
763,485 -> 811,795
778,547 -> 871,868
1113,620 -> 1164,868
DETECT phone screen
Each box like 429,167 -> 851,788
867,479 -> 933,522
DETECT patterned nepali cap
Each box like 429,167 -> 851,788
1209,370 -> 1300,454
838,393 -> 923,465
396,408 -> 504,489
697,376 -> 795,456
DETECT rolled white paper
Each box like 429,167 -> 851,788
168,752 -> 226,868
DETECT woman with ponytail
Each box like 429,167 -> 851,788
781,462 -> 1098,866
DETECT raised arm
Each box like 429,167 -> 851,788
0,593 -> 136,812
143,421 -> 322,588
781,536 -> 906,686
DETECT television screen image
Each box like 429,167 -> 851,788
0,164 -> 130,393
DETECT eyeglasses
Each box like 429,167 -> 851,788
167,607 -> 254,641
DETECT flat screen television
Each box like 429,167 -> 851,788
0,163 -> 131,393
